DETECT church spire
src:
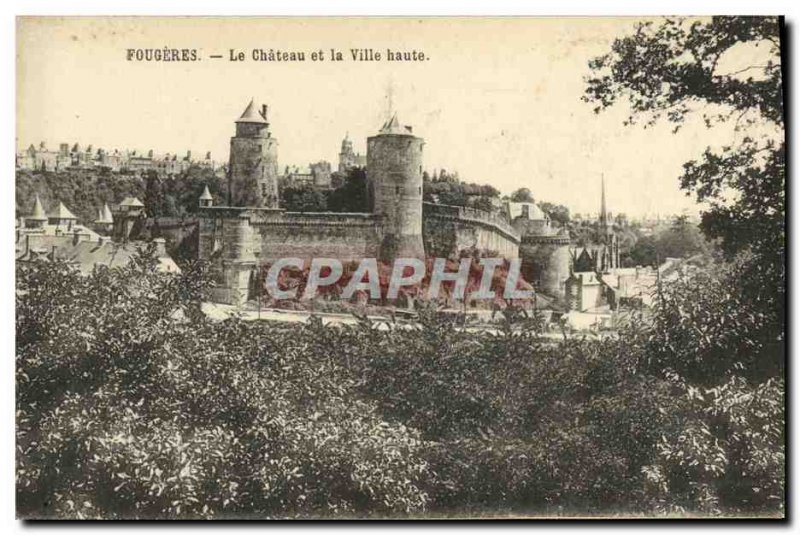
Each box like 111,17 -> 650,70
600,174 -> 609,231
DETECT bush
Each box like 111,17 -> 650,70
16,251 -> 784,518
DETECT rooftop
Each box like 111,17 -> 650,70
29,196 -> 47,221
378,113 -> 414,135
236,99 -> 268,124
48,202 -> 77,220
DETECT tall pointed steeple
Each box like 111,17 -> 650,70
600,174 -> 608,229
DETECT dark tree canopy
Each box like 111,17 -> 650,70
584,17 -> 783,128
585,15 -> 784,315
539,202 -> 570,225
509,188 -> 534,203
328,167 -> 369,212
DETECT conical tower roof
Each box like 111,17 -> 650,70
95,203 -> 113,224
199,185 -> 213,201
29,195 -> 48,221
119,196 -> 145,208
379,113 -> 403,134
49,201 -> 77,220
236,98 -> 268,124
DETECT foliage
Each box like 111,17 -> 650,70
626,216 -> 710,267
585,16 -> 784,283
424,176 -> 500,209
16,169 -> 145,223
17,258 -> 430,519
584,16 -> 784,515
328,167 -> 369,212
16,253 -> 784,518
539,202 -> 570,225
280,185 -> 329,212
16,165 -> 224,223
509,188 -> 534,203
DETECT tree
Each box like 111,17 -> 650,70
281,185 -> 328,212
585,16 -> 783,263
585,17 -> 785,514
539,202 -> 570,225
585,15 -> 784,354
509,188 -> 534,203
328,167 -> 368,212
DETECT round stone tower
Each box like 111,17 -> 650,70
228,99 -> 279,208
519,233 -> 572,298
506,201 -> 571,298
367,114 -> 425,262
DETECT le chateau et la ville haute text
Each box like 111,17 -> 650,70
126,47 -> 429,62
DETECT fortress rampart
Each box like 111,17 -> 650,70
422,202 -> 520,259
115,101 -> 577,306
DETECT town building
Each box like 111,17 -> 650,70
337,132 -> 366,173
16,196 -> 179,275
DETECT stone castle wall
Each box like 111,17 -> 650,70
254,211 -> 383,263
197,207 -> 383,263
422,202 -> 520,259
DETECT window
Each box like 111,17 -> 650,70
395,186 -> 401,195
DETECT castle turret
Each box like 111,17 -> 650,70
94,202 -> 114,234
199,185 -> 213,208
228,99 -> 279,208
113,196 -> 145,241
26,195 -> 48,229
48,202 -> 77,231
367,114 -> 425,261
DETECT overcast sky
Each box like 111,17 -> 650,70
17,17 -> 755,218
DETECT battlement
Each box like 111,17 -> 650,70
199,206 -> 382,228
521,233 -> 571,246
423,202 -> 520,244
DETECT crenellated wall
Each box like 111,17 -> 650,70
254,211 -> 384,263
422,202 -> 520,259
197,207 -> 387,304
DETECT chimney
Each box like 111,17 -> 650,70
261,104 -> 268,121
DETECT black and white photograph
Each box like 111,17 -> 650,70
11,12 -> 787,522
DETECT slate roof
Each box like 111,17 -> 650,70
28,195 -> 47,221
236,99 -> 268,124
119,197 -> 145,208
48,202 -> 77,220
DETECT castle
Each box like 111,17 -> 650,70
28,98 -> 619,309
190,99 -> 581,305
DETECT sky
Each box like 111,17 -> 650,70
16,16 -> 759,218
